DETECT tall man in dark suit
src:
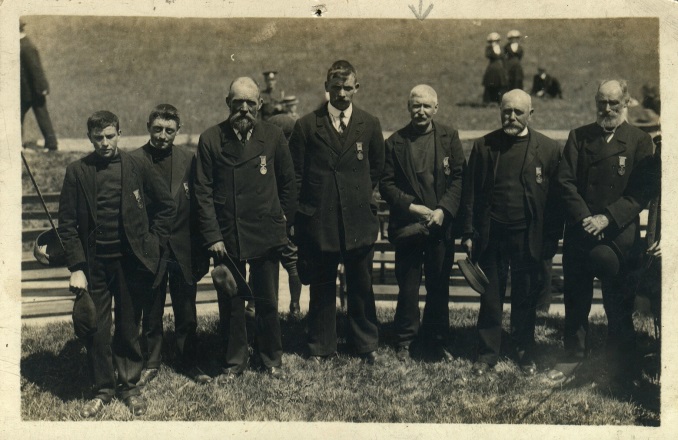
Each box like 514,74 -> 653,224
380,85 -> 465,362
131,104 -> 211,386
553,80 -> 654,382
194,77 -> 297,380
58,111 -> 175,417
462,89 -> 562,376
20,19 -> 58,152
289,60 -> 385,364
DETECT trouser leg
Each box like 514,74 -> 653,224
507,229 -> 538,362
344,245 -> 379,354
393,241 -> 425,348
280,239 -> 302,305
536,258 -> 554,312
85,257 -> 116,402
601,274 -> 637,374
168,261 -> 198,370
562,244 -> 594,355
141,269 -> 168,370
307,252 -> 340,356
251,252 -> 283,368
215,258 -> 248,372
421,238 -> 454,345
31,95 -> 57,149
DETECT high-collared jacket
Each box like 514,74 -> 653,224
194,119 -> 297,261
557,121 -> 654,259
131,143 -> 209,285
379,121 -> 465,241
289,104 -> 385,253
58,150 -> 175,278
462,128 -> 562,261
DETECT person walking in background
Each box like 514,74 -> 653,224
504,29 -> 524,91
462,90 -> 562,377
379,85 -> 465,362
551,80 -> 654,384
131,105 -> 211,386
289,60 -> 385,365
194,77 -> 297,381
58,111 -> 175,417
482,32 -> 507,105
20,19 -> 58,152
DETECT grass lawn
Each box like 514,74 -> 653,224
21,307 -> 660,424
20,16 -> 658,141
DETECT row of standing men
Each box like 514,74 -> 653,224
58,59 -> 658,418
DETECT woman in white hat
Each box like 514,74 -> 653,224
504,30 -> 524,91
482,32 -> 507,104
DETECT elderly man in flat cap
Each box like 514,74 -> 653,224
194,76 -> 297,381
551,79 -> 654,383
462,89 -> 562,377
380,85 -> 465,362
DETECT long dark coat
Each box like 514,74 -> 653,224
462,128 -> 562,261
20,37 -> 49,104
58,150 -> 175,279
557,121 -> 654,261
289,104 -> 385,253
379,121 -> 465,241
194,119 -> 297,261
131,143 -> 209,285
482,45 -> 507,88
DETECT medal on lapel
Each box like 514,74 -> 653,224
133,189 -> 144,209
536,166 -> 543,184
259,155 -> 268,175
183,182 -> 190,199
443,157 -> 451,176
618,156 -> 626,176
356,142 -> 364,161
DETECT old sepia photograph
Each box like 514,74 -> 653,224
1,0 -> 676,438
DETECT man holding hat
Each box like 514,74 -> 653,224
194,77 -> 297,380
379,85 -> 465,362
462,89 -> 561,376
554,79 -> 654,381
131,104 -> 211,386
58,111 -> 175,417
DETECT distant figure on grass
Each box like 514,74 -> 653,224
20,19 -> 58,152
531,67 -> 563,99
260,70 -> 285,120
268,95 -> 303,315
131,105 -> 211,387
550,79 -> 654,385
289,60 -> 385,365
462,90 -> 562,377
504,29 -> 525,91
194,77 -> 297,382
379,85 -> 465,362
482,32 -> 508,105
58,111 -> 175,417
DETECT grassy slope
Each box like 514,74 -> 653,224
21,16 -> 658,139
21,308 -> 660,424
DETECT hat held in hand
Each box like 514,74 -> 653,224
589,242 -> 624,278
212,264 -> 238,298
457,257 -> 490,295
72,291 -> 97,338
33,229 -> 66,267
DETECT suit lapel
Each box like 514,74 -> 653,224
521,130 -> 538,184
170,146 -> 186,197
219,121 -> 245,163
433,122 -> 448,198
237,125 -> 266,165
77,155 -> 97,221
314,107 -> 340,155
393,129 -> 425,203
340,108 -> 365,157
585,123 -> 628,163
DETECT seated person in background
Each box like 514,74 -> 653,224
531,67 -> 563,99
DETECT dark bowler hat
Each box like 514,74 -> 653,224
457,257 -> 489,294
589,242 -> 624,279
212,264 -> 238,298
263,71 -> 278,79
73,291 -> 97,338
33,229 -> 66,267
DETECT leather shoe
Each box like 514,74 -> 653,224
360,351 -> 379,365
520,362 -> 538,376
472,361 -> 492,376
395,345 -> 410,362
138,368 -> 158,387
289,301 -> 301,316
546,369 -> 567,382
265,366 -> 286,379
217,368 -> 242,384
123,395 -> 147,417
185,366 -> 212,384
80,398 -> 105,418
433,345 -> 454,363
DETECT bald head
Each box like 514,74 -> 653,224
408,84 -> 439,131
500,89 -> 533,136
227,76 -> 262,134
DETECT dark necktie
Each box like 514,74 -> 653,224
339,111 -> 347,133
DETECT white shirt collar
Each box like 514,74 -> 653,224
233,127 -> 253,142
327,102 -> 353,125
597,122 -> 620,143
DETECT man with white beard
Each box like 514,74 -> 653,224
552,79 -> 654,383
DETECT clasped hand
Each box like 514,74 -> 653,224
409,204 -> 444,227
582,214 -> 609,239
